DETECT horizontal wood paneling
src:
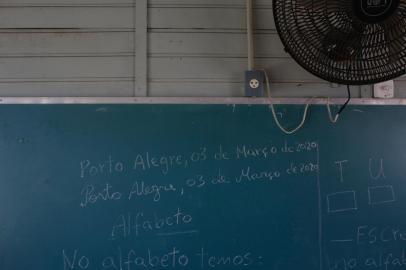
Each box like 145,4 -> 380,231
0,7 -> 133,29
0,0 -> 271,7
0,32 -> 285,58
0,6 -> 273,30
149,57 -> 325,83
0,1 -> 402,98
0,57 -> 132,79
149,7 -> 274,30
149,0 -> 272,7
0,57 -> 324,82
0,31 -> 133,56
149,32 -> 285,58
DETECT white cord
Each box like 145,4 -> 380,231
263,70 -> 315,135
326,85 -> 351,124
326,98 -> 340,123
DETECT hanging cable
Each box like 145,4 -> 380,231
327,85 -> 351,123
263,70 -> 315,135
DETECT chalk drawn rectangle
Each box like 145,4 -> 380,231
368,186 -> 396,205
327,191 -> 357,213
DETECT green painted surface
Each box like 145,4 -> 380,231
0,105 -> 405,270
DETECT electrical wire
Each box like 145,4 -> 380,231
263,70 -> 315,135
327,85 -> 351,123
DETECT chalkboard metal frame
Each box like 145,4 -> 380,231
0,97 -> 406,105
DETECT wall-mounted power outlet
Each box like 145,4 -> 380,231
374,80 -> 394,99
245,70 -> 265,97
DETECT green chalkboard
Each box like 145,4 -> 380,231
1,104 -> 406,270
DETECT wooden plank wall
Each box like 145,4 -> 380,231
0,0 -> 403,98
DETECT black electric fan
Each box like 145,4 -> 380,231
273,0 -> 406,85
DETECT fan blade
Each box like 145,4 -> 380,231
385,28 -> 398,63
296,0 -> 345,13
296,0 -> 313,9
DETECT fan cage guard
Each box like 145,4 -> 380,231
273,0 -> 406,85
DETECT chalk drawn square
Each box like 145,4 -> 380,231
368,186 -> 396,205
327,191 -> 357,213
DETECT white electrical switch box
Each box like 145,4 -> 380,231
374,80 -> 394,98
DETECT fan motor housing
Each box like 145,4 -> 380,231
354,0 -> 400,23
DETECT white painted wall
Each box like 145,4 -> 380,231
0,0 -> 403,98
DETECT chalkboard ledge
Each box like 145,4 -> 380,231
0,97 -> 405,105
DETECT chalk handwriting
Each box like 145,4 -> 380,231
235,166 -> 281,183
326,251 -> 406,270
80,156 -> 125,179
80,184 -> 122,208
286,162 -> 318,175
369,158 -> 386,180
281,141 -> 318,153
196,247 -> 256,269
110,208 -> 193,239
65,246 -> 264,270
235,145 -> 277,159
128,181 -> 177,202
186,170 -> 230,189
356,225 -> 406,245
133,152 -> 184,175
334,160 -> 348,183
62,249 -> 90,270
101,246 -> 189,269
